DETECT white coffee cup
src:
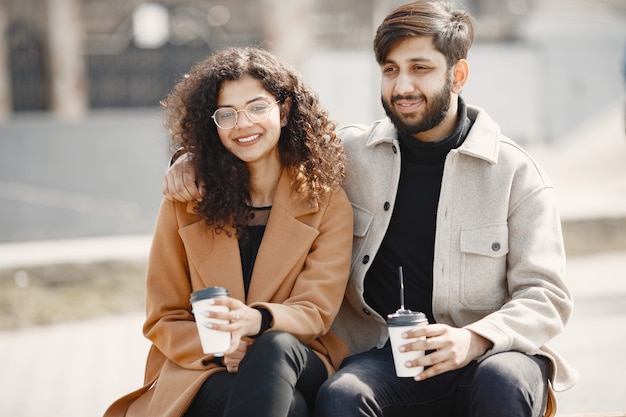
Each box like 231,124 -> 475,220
190,286 -> 230,356
387,310 -> 428,377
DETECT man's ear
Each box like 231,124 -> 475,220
280,97 -> 292,127
451,59 -> 469,94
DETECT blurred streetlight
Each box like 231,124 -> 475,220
132,2 -> 170,49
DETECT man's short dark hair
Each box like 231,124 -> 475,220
374,0 -> 475,69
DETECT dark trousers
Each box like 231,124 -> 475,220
314,343 -> 550,417
184,331 -> 328,417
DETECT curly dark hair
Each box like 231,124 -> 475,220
162,46 -> 346,236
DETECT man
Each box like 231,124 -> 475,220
162,2 -> 577,416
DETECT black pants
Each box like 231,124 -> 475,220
315,344 -> 551,417
184,331 -> 328,417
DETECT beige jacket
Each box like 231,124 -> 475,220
331,106 -> 578,392
103,170 -> 353,417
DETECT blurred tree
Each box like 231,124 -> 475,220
0,0 -> 11,118
46,0 -> 88,119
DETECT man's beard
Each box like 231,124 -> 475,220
382,77 -> 452,138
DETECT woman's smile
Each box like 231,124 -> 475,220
235,134 -> 261,144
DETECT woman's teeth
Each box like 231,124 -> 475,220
238,135 -> 259,143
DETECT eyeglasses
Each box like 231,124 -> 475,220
211,100 -> 280,129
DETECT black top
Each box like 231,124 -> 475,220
363,98 -> 472,323
239,224 -> 266,295
238,205 -> 273,336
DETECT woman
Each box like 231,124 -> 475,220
103,47 -> 353,417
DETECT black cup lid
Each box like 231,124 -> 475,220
190,286 -> 229,303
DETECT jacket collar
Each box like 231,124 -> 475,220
363,104 -> 501,165
184,169 -> 318,217
179,169 -> 320,302
457,105 -> 500,165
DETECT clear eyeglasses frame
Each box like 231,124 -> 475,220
211,100 -> 281,130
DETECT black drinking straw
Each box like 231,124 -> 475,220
398,266 -> 405,311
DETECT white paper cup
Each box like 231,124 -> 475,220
387,310 -> 428,377
190,287 -> 230,356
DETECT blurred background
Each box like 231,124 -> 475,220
0,0 -> 625,416
0,0 -> 625,242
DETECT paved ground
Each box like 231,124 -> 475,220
0,247 -> 624,416
0,102 -> 624,416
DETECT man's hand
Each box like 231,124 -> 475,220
399,323 -> 493,381
162,152 -> 203,202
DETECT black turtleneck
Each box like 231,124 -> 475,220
363,98 -> 473,324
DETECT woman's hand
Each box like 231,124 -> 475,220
204,297 -> 263,356
222,340 -> 250,373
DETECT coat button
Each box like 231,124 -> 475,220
392,145 -> 398,154
383,201 -> 390,211
362,255 -> 370,264
363,308 -> 371,315
491,242 -> 501,251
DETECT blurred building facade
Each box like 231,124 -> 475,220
0,0 -> 624,141
0,0 -> 375,117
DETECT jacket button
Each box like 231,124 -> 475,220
383,202 -> 390,211
491,242 -> 501,251
363,308 -> 371,315
362,255 -> 370,264
392,145 -> 398,154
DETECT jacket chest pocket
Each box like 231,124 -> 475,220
351,203 -> 374,238
459,224 -> 509,310
350,203 -> 374,266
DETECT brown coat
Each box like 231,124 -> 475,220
103,171 -> 353,417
